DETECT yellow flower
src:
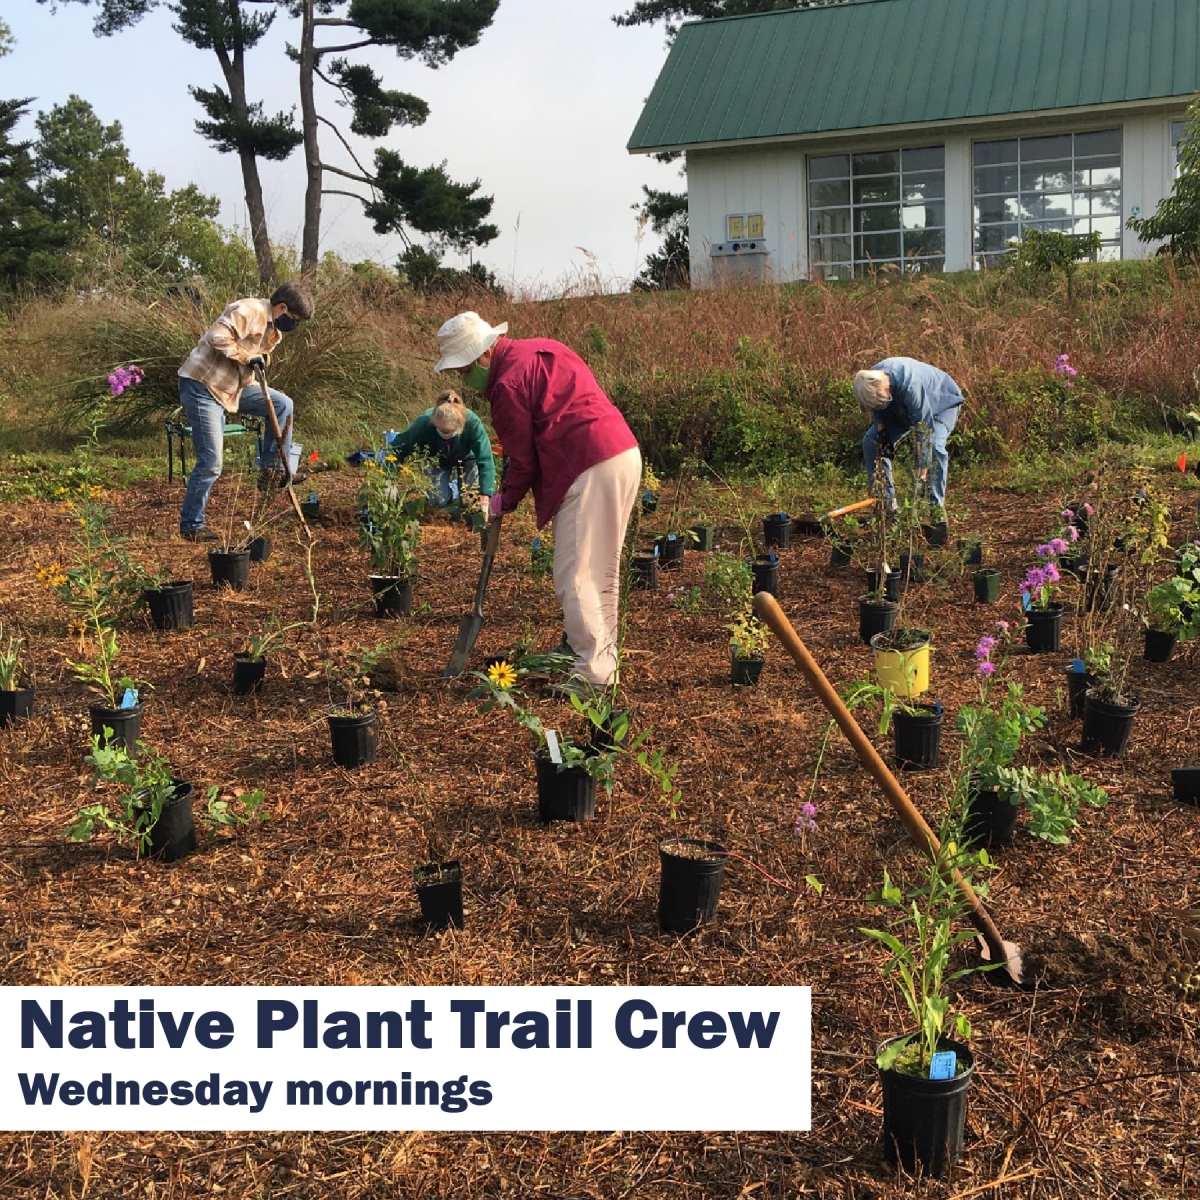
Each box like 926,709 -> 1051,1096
487,660 -> 518,691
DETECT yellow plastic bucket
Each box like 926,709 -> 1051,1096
870,631 -> 931,699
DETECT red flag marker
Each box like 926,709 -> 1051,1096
308,449 -> 320,462
1178,451 -> 1188,473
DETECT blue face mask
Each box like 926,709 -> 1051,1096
275,313 -> 299,333
461,362 -> 489,392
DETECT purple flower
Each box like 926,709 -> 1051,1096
1083,503 -> 1094,516
1036,542 -> 1052,558
977,661 -> 996,677
996,620 -> 1009,632
1067,525 -> 1080,543
1061,509 -> 1073,520
974,635 -> 996,660
1047,537 -> 1069,556
1021,566 -> 1047,593
1044,561 -> 1061,584
795,801 -> 818,835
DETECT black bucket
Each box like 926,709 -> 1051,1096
923,522 -> 949,548
1172,768 -> 1200,806
0,687 -> 34,727
762,514 -> 792,550
134,780 -> 196,863
630,552 -> 658,591
145,581 -> 194,630
884,570 -> 902,602
899,553 -> 925,585
750,555 -> 779,597
655,535 -> 686,570
1081,691 -> 1140,758
1023,605 -> 1063,653
208,548 -> 250,592
1065,666 -> 1097,718
413,861 -> 464,929
327,708 -> 378,768
89,703 -> 143,750
829,540 -> 854,568
535,753 -> 596,823
892,706 -> 942,770
958,538 -> 985,565
972,569 -> 1000,603
858,596 -> 898,646
370,574 -> 413,618
879,1036 -> 974,1176
232,653 -> 266,695
658,838 -> 727,934
1144,628 -> 1176,662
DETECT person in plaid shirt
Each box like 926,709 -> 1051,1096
176,281 -> 314,541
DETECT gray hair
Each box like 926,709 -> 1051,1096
431,390 -> 467,436
854,370 -> 892,412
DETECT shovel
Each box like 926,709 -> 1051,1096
253,364 -> 313,542
823,496 -> 878,523
752,590 -> 1027,988
444,514 -> 503,677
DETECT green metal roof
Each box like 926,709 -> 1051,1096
628,0 -> 1200,152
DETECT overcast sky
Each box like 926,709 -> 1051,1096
4,0 -> 676,295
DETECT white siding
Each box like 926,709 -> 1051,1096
1122,114 -> 1174,259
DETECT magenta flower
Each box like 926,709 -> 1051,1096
974,635 -> 996,660
795,801 -> 818,836
1044,561 -> 1061,584
1066,525 -> 1080,543
977,661 -> 996,677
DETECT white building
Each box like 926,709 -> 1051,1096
627,0 -> 1199,285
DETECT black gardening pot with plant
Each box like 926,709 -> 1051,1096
957,538 -> 984,565
690,524 -> 716,552
535,751 -> 596,823
413,860 -> 464,929
232,653 -> 266,695
0,686 -> 33,728
135,780 -> 196,863
829,539 -> 854,568
1023,605 -> 1063,653
1144,627 -> 1177,662
1081,690 -> 1140,758
962,779 -> 1018,849
923,522 -> 949,548
327,707 -> 378,768
208,548 -> 251,592
1172,768 -> 1200,806
144,580 -> 194,631
762,512 -> 792,549
879,1035 -> 975,1176
858,595 -> 898,646
730,653 -> 764,687
884,570 -> 902,602
655,534 -> 686,570
899,552 -> 925,585
641,491 -> 658,515
1065,663 -> 1099,718
750,554 -> 779,597
370,573 -> 413,618
972,569 -> 1000,603
630,551 -> 658,591
248,536 -> 272,563
892,704 -> 942,771
89,703 -> 143,751
658,838 -> 727,934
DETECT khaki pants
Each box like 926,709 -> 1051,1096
552,446 -> 642,687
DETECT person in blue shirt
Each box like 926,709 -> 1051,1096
855,357 -> 964,509
386,390 -> 497,507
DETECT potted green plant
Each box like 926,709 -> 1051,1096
358,453 -> 427,617
0,622 -> 33,727
233,615 -> 303,695
859,812 -> 988,1177
66,626 -> 148,749
842,675 -> 942,772
727,606 -> 770,686
1143,574 -> 1200,661
67,734 -> 196,862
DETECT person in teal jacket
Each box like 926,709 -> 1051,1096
387,390 -> 497,506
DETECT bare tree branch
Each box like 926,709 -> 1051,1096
317,115 -> 375,182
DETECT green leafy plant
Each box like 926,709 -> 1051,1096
997,767 -> 1108,844
0,623 -> 26,691
66,734 -> 177,856
841,674 -> 924,737
357,452 -> 427,577
202,785 -> 268,831
65,626 -> 145,711
726,607 -> 770,661
1145,574 -> 1200,638
243,615 -> 305,663
703,551 -> 752,611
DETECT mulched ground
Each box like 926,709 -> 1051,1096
1,463 -> 1199,1199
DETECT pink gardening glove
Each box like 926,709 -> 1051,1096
488,493 -> 503,519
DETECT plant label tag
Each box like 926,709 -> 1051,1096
928,1051 -> 956,1080
545,729 -> 562,765
120,687 -> 138,709
1021,590 -> 1031,611
1071,658 -> 1085,673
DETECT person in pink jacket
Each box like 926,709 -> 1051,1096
435,312 -> 642,693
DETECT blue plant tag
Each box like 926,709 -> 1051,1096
1071,658 -> 1085,673
928,1051 -> 956,1081
120,687 -> 138,709
532,537 -> 541,550
308,493 -> 318,504
780,511 -> 789,520
1021,590 -> 1031,611
667,534 -> 676,542
769,551 -> 777,564
935,699 -> 942,715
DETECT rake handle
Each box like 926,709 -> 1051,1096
752,591 -> 1012,965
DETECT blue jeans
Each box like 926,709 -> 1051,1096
862,415 -> 957,507
178,377 -> 294,532
427,459 -> 479,506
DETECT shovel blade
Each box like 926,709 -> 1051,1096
444,614 -> 484,677
976,934 -> 1030,989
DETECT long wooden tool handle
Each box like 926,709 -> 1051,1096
473,515 -> 503,616
254,365 -> 313,541
825,496 -> 878,522
752,591 -> 1012,963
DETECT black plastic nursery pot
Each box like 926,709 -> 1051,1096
762,513 -> 792,549
589,708 -> 633,755
858,596 -> 899,646
535,752 -> 597,823
300,496 -> 320,521
1065,666 -> 1098,718
1023,605 -> 1063,653
641,492 -> 658,515
232,653 -> 266,695
133,780 -> 196,863
1144,628 -> 1177,662
690,524 -> 716,552
1085,564 -> 1120,613
655,535 -> 686,570
793,515 -> 828,538
1081,690 -> 1140,758
884,570 -> 903,602
899,553 -> 925,585
892,706 -> 942,771
972,569 -> 1000,603
327,707 -> 378,768
89,703 -> 143,750
208,548 -> 250,592
730,654 -> 765,687
1061,551 -> 1088,580
750,555 -> 779,597
957,538 -> 984,565
658,838 -> 727,934
829,539 -> 854,568
630,551 -> 658,591
923,522 -> 949,548
0,687 -> 33,728
879,1035 -> 975,1176
413,860 -> 464,930
963,781 -> 1018,849
865,567 -> 881,595
145,581 -> 194,631
370,574 -> 413,618
248,536 -> 272,563
1172,767 -> 1200,806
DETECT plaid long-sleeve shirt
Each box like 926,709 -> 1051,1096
178,298 -> 282,413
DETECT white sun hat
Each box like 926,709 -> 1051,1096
434,312 -> 508,373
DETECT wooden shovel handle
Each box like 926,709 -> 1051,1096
752,591 -> 1013,966
254,365 -> 313,541
824,497 -> 878,522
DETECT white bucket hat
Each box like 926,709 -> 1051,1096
434,311 -> 508,373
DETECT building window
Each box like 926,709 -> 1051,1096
807,145 -> 945,279
1172,119 -> 1189,177
973,129 -> 1122,265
